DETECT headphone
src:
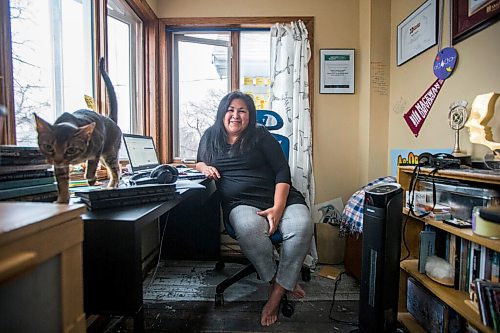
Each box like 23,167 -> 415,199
150,164 -> 178,184
417,152 -> 460,169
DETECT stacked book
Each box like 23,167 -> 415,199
0,145 -> 57,202
73,183 -> 177,210
472,279 -> 500,331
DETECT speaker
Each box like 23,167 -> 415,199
358,183 -> 403,333
129,164 -> 178,186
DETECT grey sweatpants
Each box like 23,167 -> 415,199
228,204 -> 313,291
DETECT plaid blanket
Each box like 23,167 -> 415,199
340,176 -> 397,236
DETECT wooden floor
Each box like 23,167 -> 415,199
93,260 -> 360,333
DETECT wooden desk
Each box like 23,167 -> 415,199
80,185 -> 207,329
0,202 -> 87,333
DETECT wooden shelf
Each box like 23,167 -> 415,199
398,165 -> 500,186
400,260 -> 493,333
397,312 -> 427,333
397,166 -> 499,333
403,208 -> 500,252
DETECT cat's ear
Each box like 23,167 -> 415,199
34,113 -> 53,134
76,122 -> 96,141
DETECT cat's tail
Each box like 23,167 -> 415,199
99,57 -> 118,123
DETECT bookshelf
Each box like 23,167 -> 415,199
397,166 -> 500,333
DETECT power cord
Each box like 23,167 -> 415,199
402,163 -> 440,262
328,270 -> 359,328
400,212 -> 411,262
407,164 -> 439,219
146,211 -> 170,291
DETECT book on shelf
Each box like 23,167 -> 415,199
0,163 -> 52,175
0,169 -> 54,182
469,243 -> 482,292
0,145 -> 43,158
0,156 -> 47,166
6,190 -> 58,202
429,211 -> 453,221
407,276 -> 465,332
0,183 -> 58,200
0,176 -> 55,190
419,229 -> 436,273
485,285 -> 500,332
417,202 -> 452,213
460,238 -> 471,292
451,234 -> 461,290
476,279 -> 492,326
492,252 -> 500,283
434,227 -> 449,260
475,279 -> 500,329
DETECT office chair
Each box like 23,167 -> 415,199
214,110 -> 311,314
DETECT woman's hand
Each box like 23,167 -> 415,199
256,206 -> 284,235
197,163 -> 221,180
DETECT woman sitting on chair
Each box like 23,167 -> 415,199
195,91 -> 313,327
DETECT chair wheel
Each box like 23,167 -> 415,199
281,297 -> 294,318
301,267 -> 311,282
215,261 -> 225,271
215,293 -> 224,307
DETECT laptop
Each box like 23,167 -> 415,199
122,134 -> 160,174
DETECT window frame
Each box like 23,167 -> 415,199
171,31 -> 232,159
159,17 -> 314,163
107,0 -> 145,134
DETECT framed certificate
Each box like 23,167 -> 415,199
397,0 -> 438,66
319,49 -> 355,94
452,0 -> 500,44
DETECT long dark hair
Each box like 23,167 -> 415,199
199,91 -> 261,163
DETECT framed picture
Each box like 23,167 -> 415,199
397,0 -> 438,66
319,49 -> 355,94
452,0 -> 500,44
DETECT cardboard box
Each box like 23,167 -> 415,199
315,223 -> 345,264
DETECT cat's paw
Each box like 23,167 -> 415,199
108,180 -> 119,188
87,179 -> 96,186
55,196 -> 70,204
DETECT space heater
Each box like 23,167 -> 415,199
358,182 -> 403,333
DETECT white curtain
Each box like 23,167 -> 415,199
270,20 -> 317,266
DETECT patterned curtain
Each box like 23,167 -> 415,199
270,20 -> 317,265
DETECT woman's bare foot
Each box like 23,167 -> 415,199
287,283 -> 306,299
261,282 -> 286,326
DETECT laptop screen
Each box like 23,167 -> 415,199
122,134 -> 160,173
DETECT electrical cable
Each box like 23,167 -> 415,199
407,164 -> 439,219
403,161 -> 441,262
328,270 -> 359,327
400,212 -> 411,262
146,211 -> 170,291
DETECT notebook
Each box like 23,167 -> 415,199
122,134 -> 160,174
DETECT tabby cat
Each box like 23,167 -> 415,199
35,57 -> 122,203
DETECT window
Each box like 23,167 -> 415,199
10,0 -> 93,146
107,0 -> 144,135
171,29 -> 271,160
172,32 -> 230,159
239,31 -> 271,110
2,0 -> 152,146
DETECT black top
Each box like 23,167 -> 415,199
197,126 -> 306,215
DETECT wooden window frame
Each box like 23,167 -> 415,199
159,17 -> 314,163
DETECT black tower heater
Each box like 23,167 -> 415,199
358,183 -> 403,333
